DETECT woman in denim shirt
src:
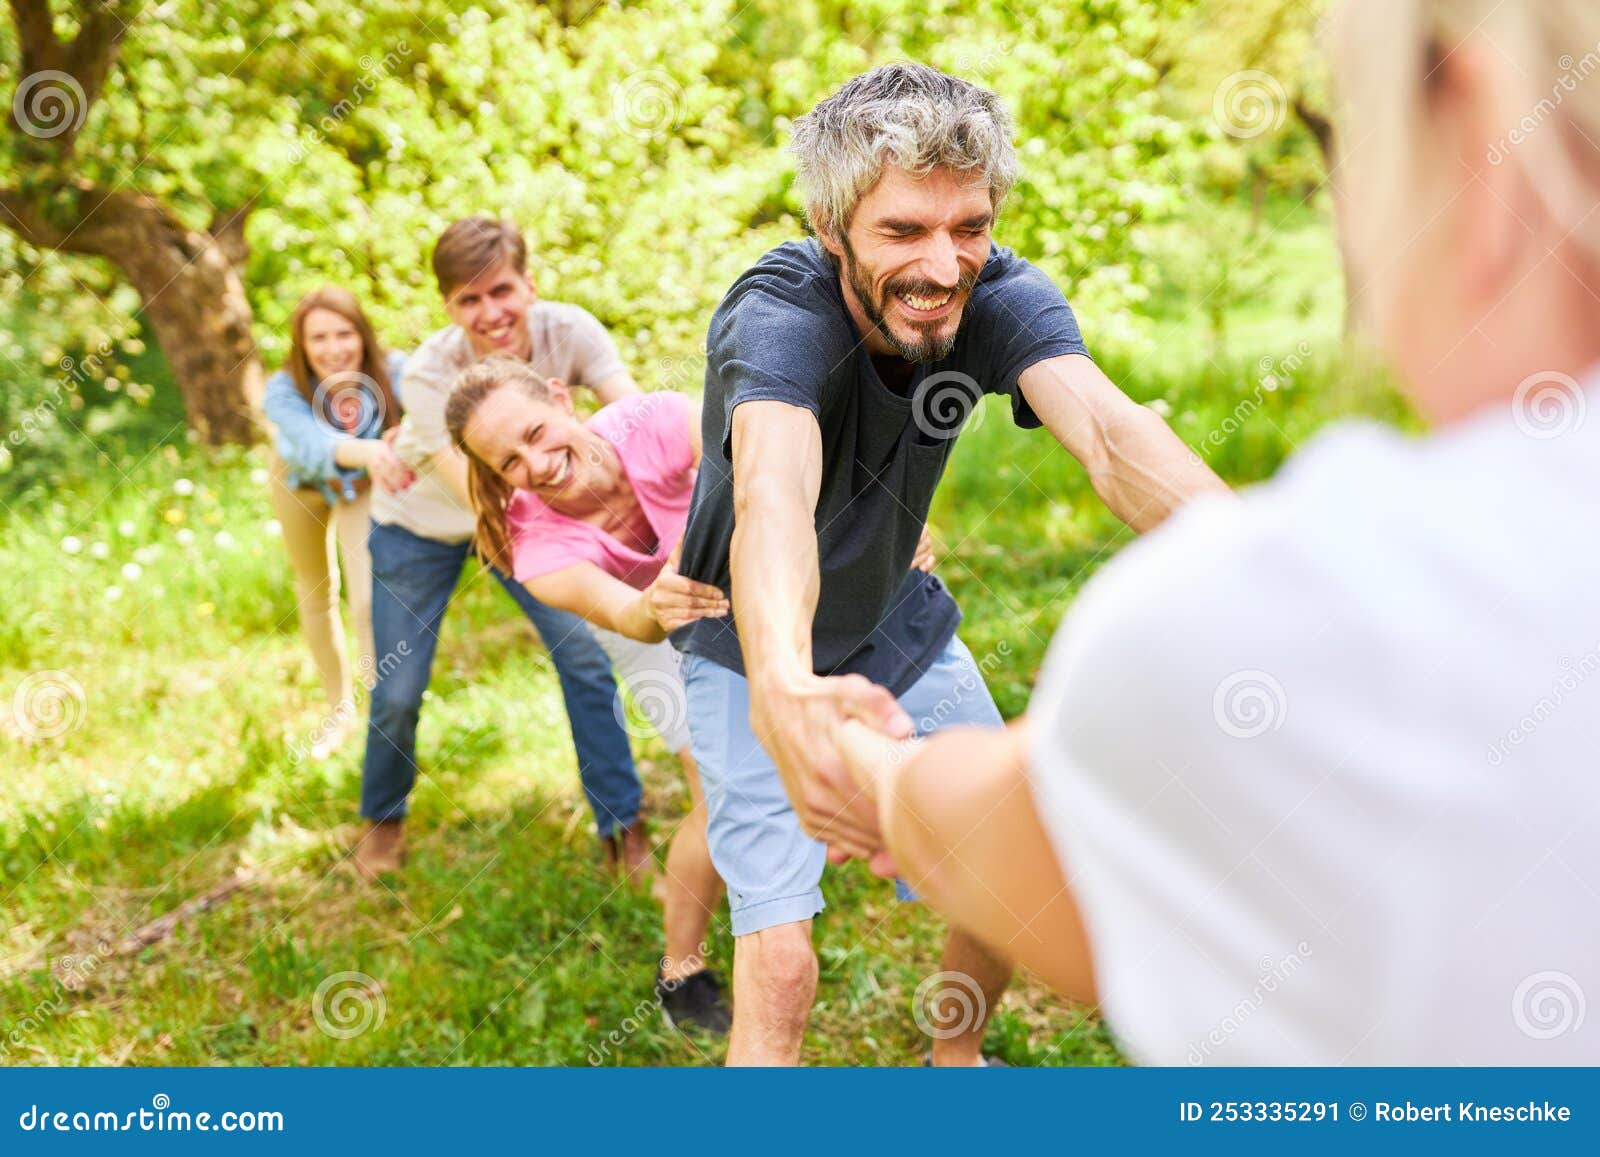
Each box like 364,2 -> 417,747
264,287 -> 413,757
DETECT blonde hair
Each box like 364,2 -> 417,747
1329,0 -> 1600,324
444,358 -> 554,572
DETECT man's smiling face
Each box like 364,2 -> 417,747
445,262 -> 536,360
822,164 -> 993,363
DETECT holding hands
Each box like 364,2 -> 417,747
335,432 -> 416,494
748,670 -> 912,862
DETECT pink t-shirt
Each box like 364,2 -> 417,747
507,391 -> 696,590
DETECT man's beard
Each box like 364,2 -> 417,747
841,239 -> 975,364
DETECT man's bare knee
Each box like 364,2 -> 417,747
743,923 -> 818,995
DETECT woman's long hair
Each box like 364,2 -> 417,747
444,358 -> 553,572
286,287 -> 402,433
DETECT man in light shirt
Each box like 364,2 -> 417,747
355,217 -> 645,879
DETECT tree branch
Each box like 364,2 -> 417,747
7,0 -> 143,151
8,0 -> 65,75
63,0 -> 141,110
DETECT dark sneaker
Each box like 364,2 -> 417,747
656,968 -> 732,1036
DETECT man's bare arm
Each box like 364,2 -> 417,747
730,401 -> 824,686
837,718 -> 1098,1004
730,400 -> 908,855
428,442 -> 473,508
590,369 -> 643,405
1019,353 -> 1231,532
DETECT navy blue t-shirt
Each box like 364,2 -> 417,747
672,238 -> 1090,695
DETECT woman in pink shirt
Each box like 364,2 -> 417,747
445,357 -> 732,1035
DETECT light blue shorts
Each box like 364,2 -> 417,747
682,635 -> 1005,936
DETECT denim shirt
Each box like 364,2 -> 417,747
264,350 -> 407,504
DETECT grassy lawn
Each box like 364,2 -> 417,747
0,196 -> 1404,1067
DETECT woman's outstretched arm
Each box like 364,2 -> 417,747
525,556 -> 728,644
837,718 -> 1100,1004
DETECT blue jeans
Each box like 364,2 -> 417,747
361,521 -> 641,836
683,634 -> 1004,936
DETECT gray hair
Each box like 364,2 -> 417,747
790,62 -> 1018,236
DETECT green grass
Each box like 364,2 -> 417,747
0,199 -> 1407,1067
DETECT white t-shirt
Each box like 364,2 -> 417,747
373,301 -> 625,543
1029,389 -> 1600,1064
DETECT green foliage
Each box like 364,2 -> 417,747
0,1 -> 1374,1067
2,0 -> 1331,459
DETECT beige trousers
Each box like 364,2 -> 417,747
267,456 -> 374,708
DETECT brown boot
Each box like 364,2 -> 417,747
601,820 -> 652,882
352,819 -> 406,882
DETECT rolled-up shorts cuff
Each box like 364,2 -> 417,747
729,888 -> 826,937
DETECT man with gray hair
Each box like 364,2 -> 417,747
671,62 -> 1229,1064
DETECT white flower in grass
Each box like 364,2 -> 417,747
118,520 -> 137,536
250,467 -> 269,486
89,540 -> 110,559
121,562 -> 142,582
173,478 -> 195,496
214,530 -> 236,549
264,519 -> 282,537
134,546 -> 159,566
61,536 -> 83,555
105,585 -> 123,602
176,528 -> 196,547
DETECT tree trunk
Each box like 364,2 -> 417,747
0,184 -> 263,445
